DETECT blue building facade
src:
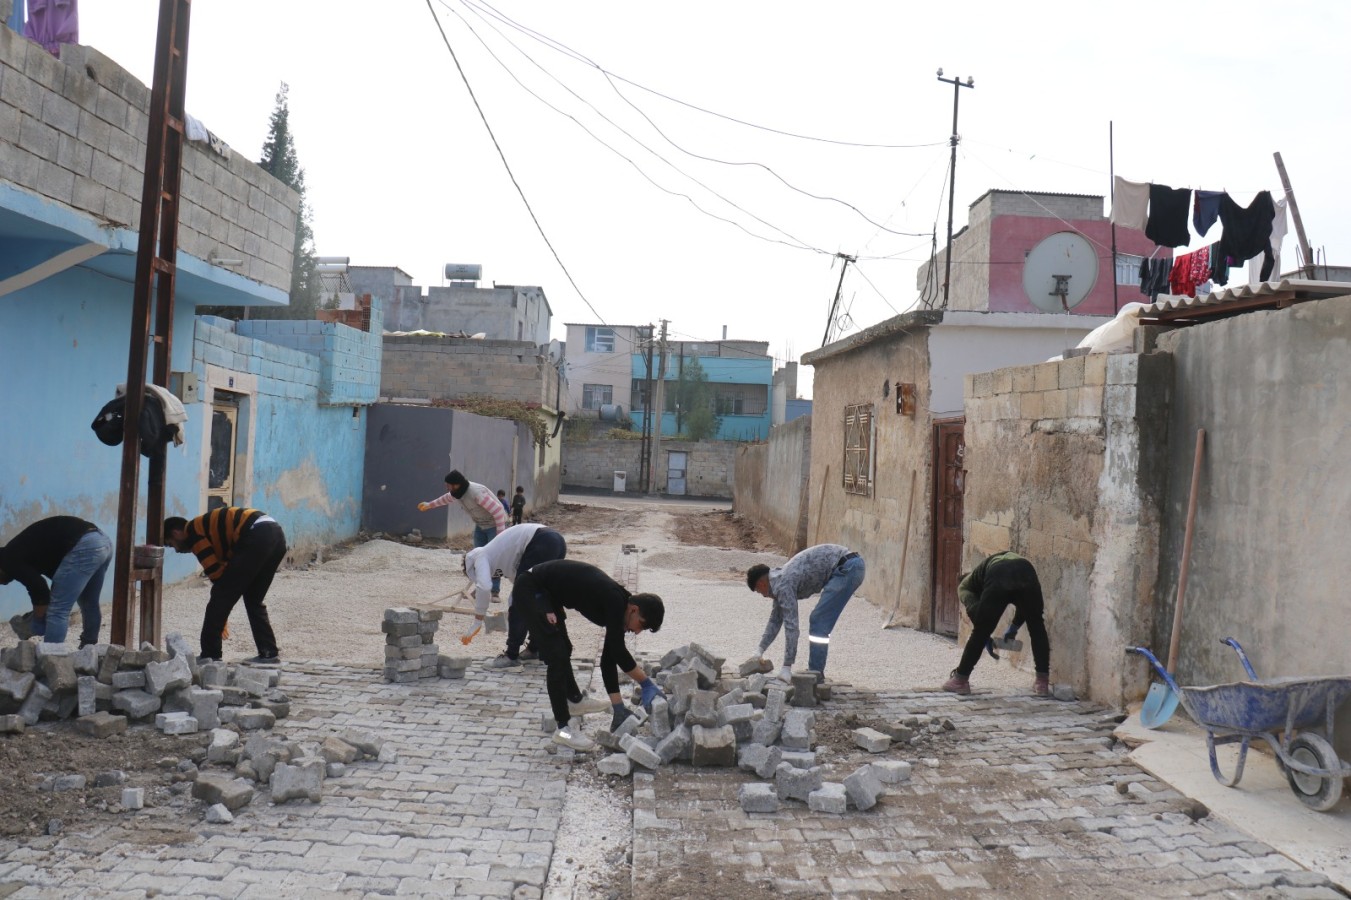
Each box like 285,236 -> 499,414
630,352 -> 773,442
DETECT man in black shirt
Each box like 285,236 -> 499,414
0,516 -> 113,646
512,559 -> 666,751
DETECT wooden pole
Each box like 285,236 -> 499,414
883,470 -> 919,629
812,464 -> 830,544
1166,429 -> 1205,674
1273,152 -> 1314,280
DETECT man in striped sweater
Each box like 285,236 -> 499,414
417,470 -> 509,597
165,507 -> 286,665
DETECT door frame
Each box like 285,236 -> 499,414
929,416 -> 966,635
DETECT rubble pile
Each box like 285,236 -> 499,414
1,633 -> 388,821
585,642 -> 932,815
381,607 -> 469,683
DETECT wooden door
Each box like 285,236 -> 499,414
930,418 -> 965,635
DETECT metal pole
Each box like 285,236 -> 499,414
649,319 -> 669,495
1273,152 -> 1314,280
937,72 -> 974,309
821,253 -> 854,347
1109,120 -> 1119,313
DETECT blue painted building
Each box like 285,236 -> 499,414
0,31 -> 381,620
630,343 -> 773,442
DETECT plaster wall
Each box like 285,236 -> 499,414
804,329 -> 934,627
1153,295 -> 1351,754
963,351 -> 1172,705
563,323 -> 641,414
732,415 -> 811,553
561,440 -> 737,499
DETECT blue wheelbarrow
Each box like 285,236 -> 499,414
1128,638 -> 1351,811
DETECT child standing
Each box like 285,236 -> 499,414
511,486 -> 527,525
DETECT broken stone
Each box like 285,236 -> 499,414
94,770 -> 128,787
1052,684 -> 1078,702
204,803 -> 234,824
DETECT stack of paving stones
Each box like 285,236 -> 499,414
380,607 -> 470,683
1,632 -> 387,822
585,642 -> 916,814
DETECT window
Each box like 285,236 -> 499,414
630,378 -> 650,411
585,326 -> 616,353
716,394 -> 744,415
1116,253 -> 1144,285
843,403 -> 874,496
582,383 -> 613,410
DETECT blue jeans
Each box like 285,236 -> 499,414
33,530 -> 113,646
473,525 -> 501,594
806,554 -> 866,675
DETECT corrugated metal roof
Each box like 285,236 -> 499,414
1140,278 -> 1351,324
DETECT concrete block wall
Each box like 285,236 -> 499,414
561,439 -> 736,499
381,335 -> 557,408
963,349 -> 1171,707
733,415 -> 811,553
0,33 -> 299,294
238,294 -> 384,407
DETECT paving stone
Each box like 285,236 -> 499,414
111,670 -> 146,689
0,714 -> 25,734
775,762 -> 824,802
94,770 -> 128,787
843,764 -> 884,810
3,641 -> 37,673
204,803 -> 234,824
852,726 -> 892,752
790,672 -> 818,706
270,760 -> 324,803
145,655 -> 192,696
121,787 -> 143,810
597,753 -> 633,776
739,782 -> 779,813
780,750 -> 816,769
763,687 -> 788,723
0,668 -> 35,703
71,644 -> 99,675
754,745 -> 783,780
869,759 -> 913,784
808,782 -> 848,814
19,681 -> 53,725
685,690 -> 719,727
75,710 -> 127,737
234,708 -> 276,730
738,742 -> 772,774
655,723 -> 692,764
781,708 -> 815,750
193,774 -> 255,811
111,689 -> 160,719
690,724 -> 736,767
95,644 -> 124,683
625,741 -> 662,771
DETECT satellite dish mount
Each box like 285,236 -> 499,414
1023,232 -> 1098,313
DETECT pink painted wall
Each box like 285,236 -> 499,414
989,216 -> 1163,316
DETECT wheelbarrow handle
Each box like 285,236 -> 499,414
1219,637 -> 1259,680
1126,646 -> 1182,696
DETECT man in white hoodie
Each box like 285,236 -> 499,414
461,524 -> 567,668
418,469 -> 508,595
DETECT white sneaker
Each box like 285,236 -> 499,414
567,695 -> 611,717
551,727 -> 596,752
486,654 -> 522,670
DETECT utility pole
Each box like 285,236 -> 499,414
638,326 -> 655,492
649,319 -> 669,495
1273,152 -> 1314,280
936,69 -> 974,309
821,253 -> 855,347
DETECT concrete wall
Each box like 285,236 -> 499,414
732,415 -> 811,553
561,439 -> 737,499
1152,296 -> 1351,748
383,283 -> 550,347
380,335 -> 560,409
803,324 -> 935,628
1,34 -> 298,294
963,350 -> 1173,705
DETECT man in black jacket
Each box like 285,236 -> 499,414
512,559 -> 666,751
1,516 -> 113,646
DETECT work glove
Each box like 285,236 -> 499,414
985,638 -> 1000,661
417,502 -> 430,512
459,620 -> 483,645
639,679 -> 665,713
1003,625 -> 1020,643
611,703 -> 635,732
776,666 -> 792,683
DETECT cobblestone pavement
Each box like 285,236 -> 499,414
629,686 -> 1347,900
0,660 -> 578,899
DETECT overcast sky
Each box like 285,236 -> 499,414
79,1 -> 1350,397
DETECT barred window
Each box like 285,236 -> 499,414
843,403 -> 874,496
582,383 -> 612,410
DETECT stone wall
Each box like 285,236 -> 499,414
733,417 -> 811,554
562,439 -> 736,499
963,350 -> 1172,706
0,35 -> 299,293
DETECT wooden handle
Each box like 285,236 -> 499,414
1166,428 -> 1206,674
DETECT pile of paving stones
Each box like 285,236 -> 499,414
582,642 -> 922,814
1,633 -> 387,822
381,607 -> 470,683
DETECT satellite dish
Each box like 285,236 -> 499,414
1022,232 -> 1098,312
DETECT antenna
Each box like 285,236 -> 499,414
1022,232 -> 1098,312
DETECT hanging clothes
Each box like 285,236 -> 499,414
1193,190 -> 1224,237
1169,247 -> 1210,298
1208,243 -> 1230,286
24,0 -> 78,58
1111,177 -> 1150,231
1138,256 -> 1172,302
1270,197 -> 1289,261
1218,191 -> 1276,281
1146,184 -> 1191,248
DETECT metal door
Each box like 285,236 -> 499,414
207,402 -> 237,511
931,418 -> 965,635
667,451 -> 688,496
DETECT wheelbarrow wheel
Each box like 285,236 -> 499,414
1285,733 -> 1344,812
